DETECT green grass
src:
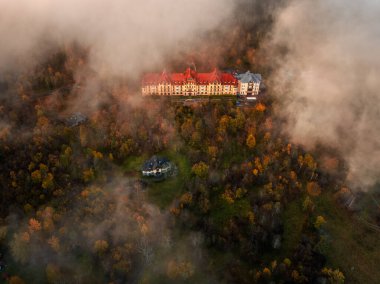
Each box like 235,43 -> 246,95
314,193 -> 380,284
281,199 -> 307,256
122,154 -> 148,173
122,150 -> 191,209
147,150 -> 191,208
264,191 -> 380,283
259,198 -> 306,263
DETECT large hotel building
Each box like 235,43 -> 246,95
141,68 -> 261,97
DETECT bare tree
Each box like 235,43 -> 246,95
137,237 -> 154,265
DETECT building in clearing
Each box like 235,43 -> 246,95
142,68 -> 262,97
235,71 -> 262,97
142,68 -> 240,96
141,156 -> 173,177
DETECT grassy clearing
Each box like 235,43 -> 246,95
281,199 -> 306,257
315,193 -> 380,284
264,191 -> 380,283
147,150 -> 191,208
122,150 -> 191,209
260,198 -> 306,263
122,154 -> 148,173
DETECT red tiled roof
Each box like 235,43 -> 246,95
142,68 -> 237,85
184,67 -> 196,80
170,73 -> 186,84
220,73 -> 237,84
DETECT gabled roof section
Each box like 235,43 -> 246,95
184,67 -> 196,80
142,68 -> 239,85
220,72 -> 238,85
235,71 -> 262,84
142,156 -> 170,171
160,70 -> 171,83
196,73 -> 211,84
170,72 -> 185,84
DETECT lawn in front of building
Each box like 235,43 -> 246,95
122,150 -> 191,209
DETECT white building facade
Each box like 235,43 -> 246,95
142,68 -> 261,97
235,71 -> 262,96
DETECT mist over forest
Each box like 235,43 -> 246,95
0,0 -> 379,283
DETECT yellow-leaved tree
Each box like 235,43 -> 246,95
246,134 -> 256,149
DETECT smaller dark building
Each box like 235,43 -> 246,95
141,156 -> 173,177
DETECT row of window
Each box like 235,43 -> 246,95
145,91 -> 238,95
146,88 -> 236,92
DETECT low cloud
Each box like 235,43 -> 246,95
269,0 -> 380,189
0,0 -> 235,78
5,177 -> 211,282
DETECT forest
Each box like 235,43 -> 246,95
1,0 -> 380,284
0,47 -> 376,284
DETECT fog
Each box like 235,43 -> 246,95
6,177 -> 211,283
269,0 -> 380,189
0,2 -> 236,281
0,0 -> 235,78
2,0 -> 379,189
